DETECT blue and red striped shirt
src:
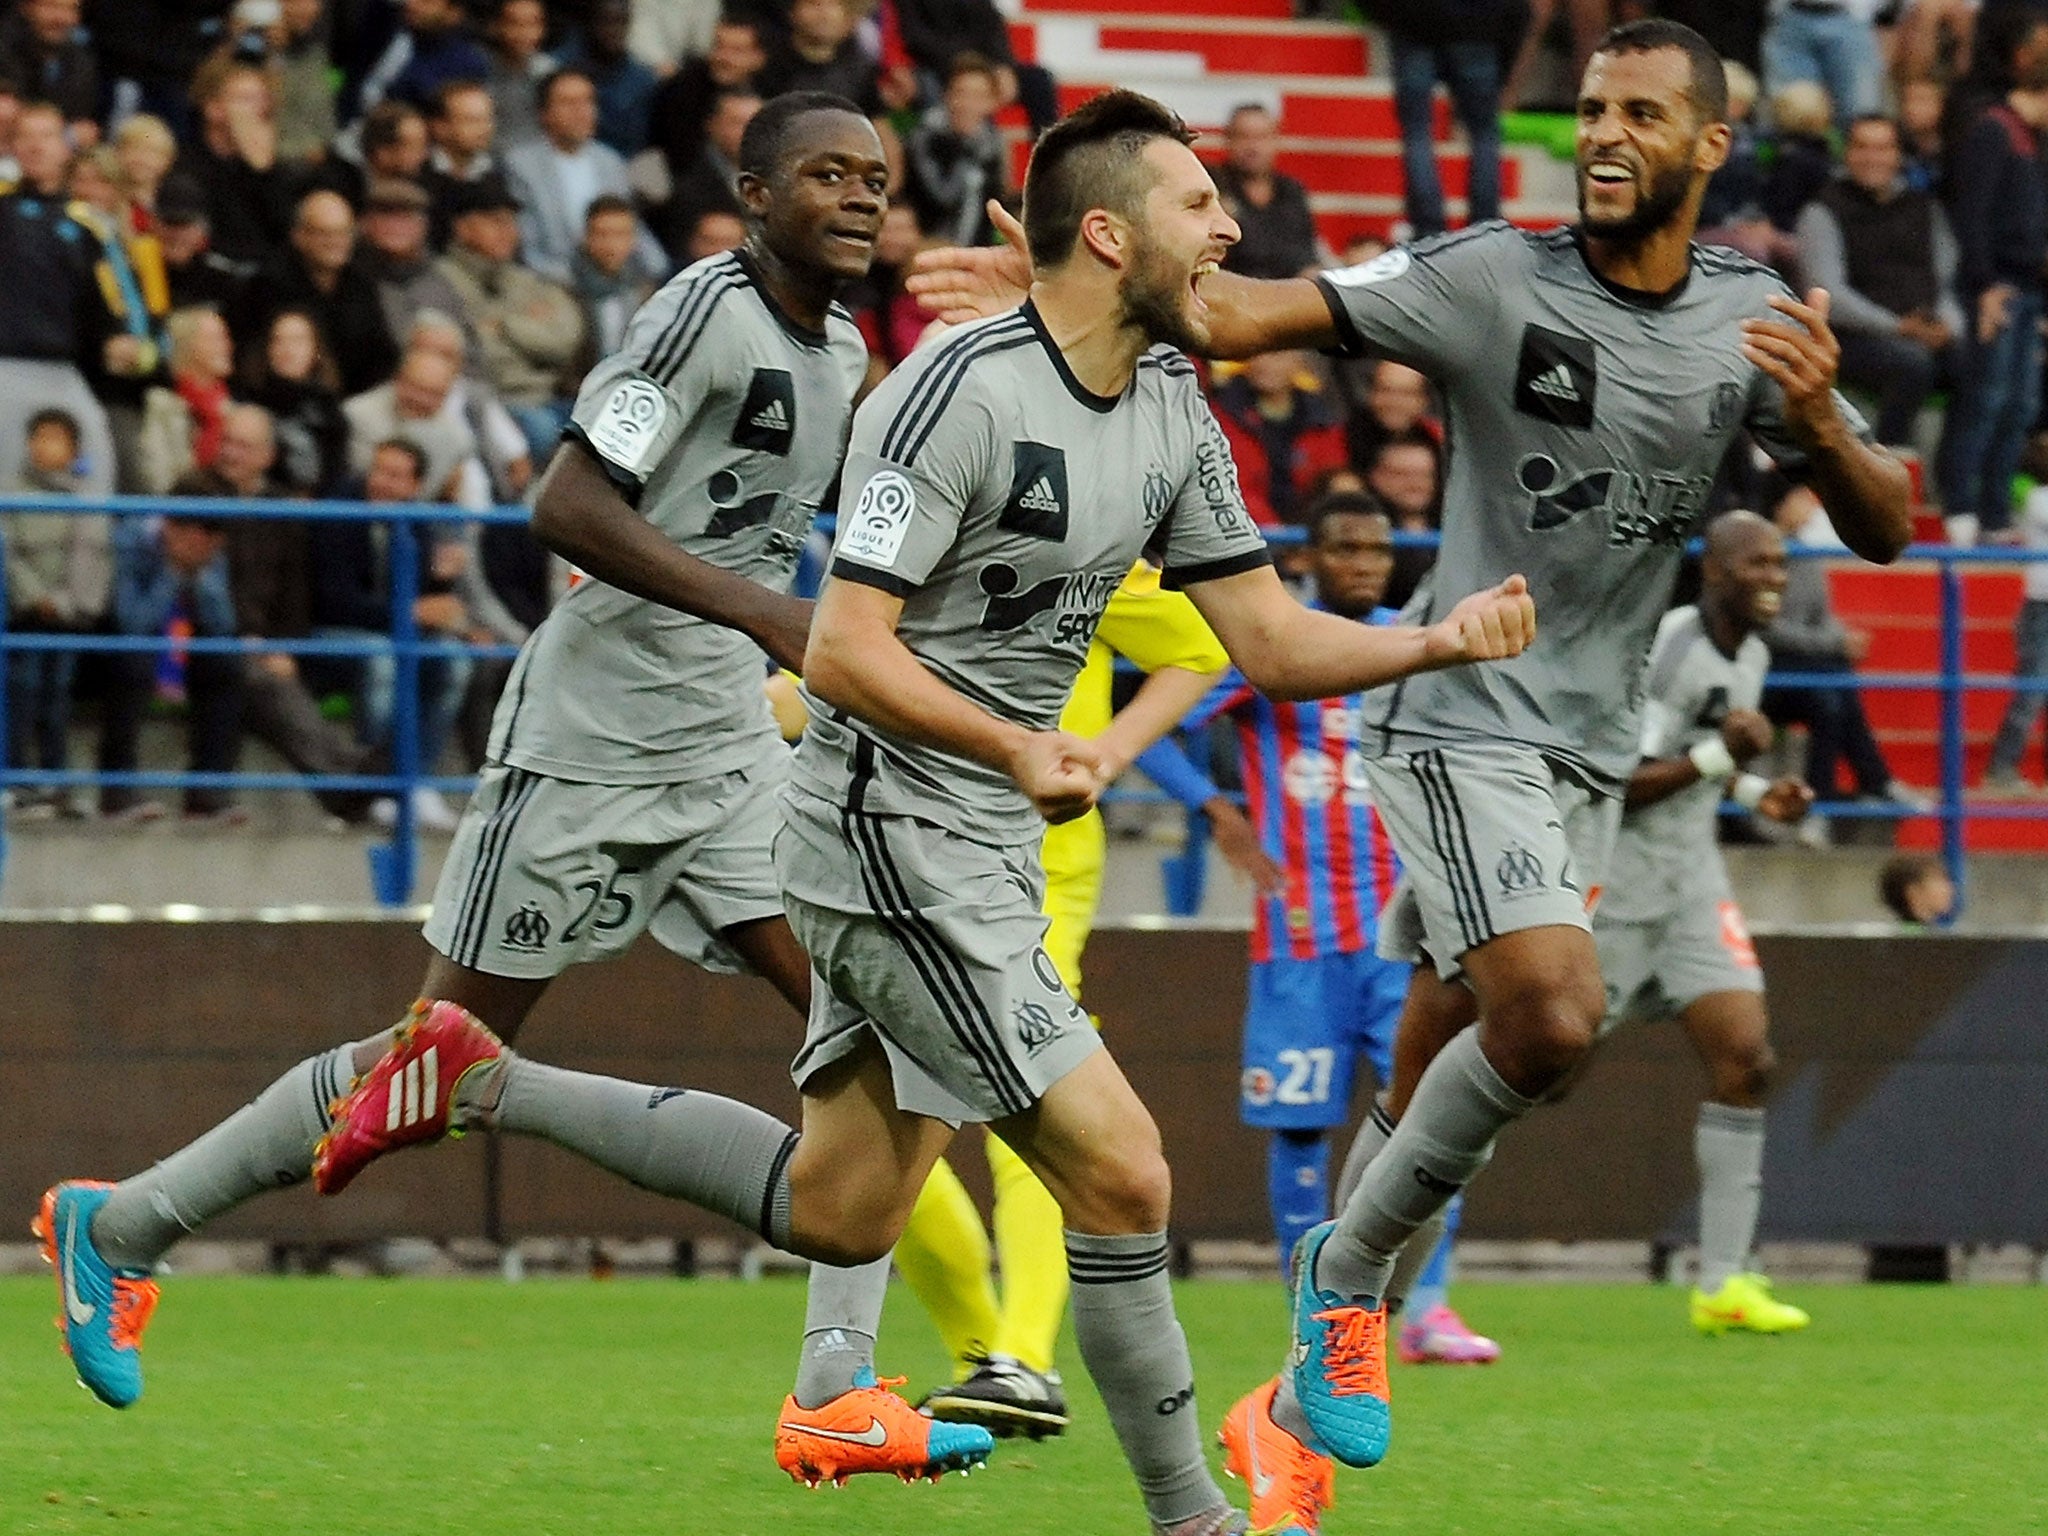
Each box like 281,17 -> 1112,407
1180,606 -> 1402,963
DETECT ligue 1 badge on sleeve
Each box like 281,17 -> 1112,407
586,378 -> 669,475
1326,248 -> 1411,289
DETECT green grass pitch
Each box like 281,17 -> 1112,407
4,1276 -> 2044,1534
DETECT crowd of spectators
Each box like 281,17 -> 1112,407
6,0 -> 2048,830
0,0 -> 1057,824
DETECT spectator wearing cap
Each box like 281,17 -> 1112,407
155,175 -> 258,314
0,0 -> 97,146
648,15 -> 766,189
423,79 -> 500,248
238,190 -> 402,396
555,0 -> 661,158
438,174 -> 585,463
1215,104 -> 1322,280
357,0 -> 491,117
358,176 -> 477,353
483,0 -> 556,151
505,66 -> 666,283
655,87 -> 757,262
175,57 -> 298,265
0,100 -> 119,496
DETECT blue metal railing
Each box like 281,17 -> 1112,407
0,494 -> 527,905
5,498 -> 2048,917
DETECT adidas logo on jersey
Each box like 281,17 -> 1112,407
1513,323 -> 1596,429
1000,440 -> 1070,540
733,367 -> 796,455
1018,476 -> 1061,514
1527,363 -> 1581,403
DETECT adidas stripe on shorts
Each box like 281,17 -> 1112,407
773,781 -> 1101,1126
1365,741 -> 1622,980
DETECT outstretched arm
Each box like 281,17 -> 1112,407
1183,562 -> 1534,702
530,439 -> 814,672
906,200 -> 1338,357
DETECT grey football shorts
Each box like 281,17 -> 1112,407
1595,895 -> 1765,1035
422,748 -> 789,980
774,783 -> 1100,1126
1365,742 -> 1623,980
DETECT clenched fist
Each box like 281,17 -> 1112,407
1423,575 -> 1537,668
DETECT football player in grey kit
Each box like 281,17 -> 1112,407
908,17 -> 1911,1529
32,93 -> 938,1435
1594,509 -> 1817,1338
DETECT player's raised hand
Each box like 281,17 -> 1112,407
1740,289 -> 1844,442
1756,776 -> 1815,824
1424,575 -> 1536,667
907,201 -> 1033,323
1009,729 -> 1109,824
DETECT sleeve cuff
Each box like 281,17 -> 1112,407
1312,275 -> 1367,357
561,421 -> 645,509
1162,545 -> 1273,591
831,558 -> 919,597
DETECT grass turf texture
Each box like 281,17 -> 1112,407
4,1276 -> 2043,1534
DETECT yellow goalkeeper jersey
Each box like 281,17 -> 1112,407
1040,562 -> 1228,992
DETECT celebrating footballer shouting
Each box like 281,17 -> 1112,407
914,17 -> 1910,1535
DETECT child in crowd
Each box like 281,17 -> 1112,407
1878,854 -> 1956,925
3,408 -> 110,816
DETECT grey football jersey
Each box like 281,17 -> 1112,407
1599,605 -> 1769,925
1317,225 -> 1868,789
789,302 -> 1271,845
488,251 -> 868,785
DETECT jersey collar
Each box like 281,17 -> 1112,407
1569,226 -> 1692,310
733,249 -> 832,348
1022,299 -> 1124,414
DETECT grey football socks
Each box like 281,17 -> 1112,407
90,1042 -> 362,1270
1333,1096 -> 1394,1209
793,1255 -> 892,1408
1695,1102 -> 1766,1293
1316,1026 -> 1530,1305
1065,1230 -> 1228,1530
490,1055 -> 798,1249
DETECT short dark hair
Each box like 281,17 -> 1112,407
362,100 -> 423,155
537,66 -> 594,114
371,437 -> 429,486
1879,854 -> 1945,922
945,50 -> 999,88
1308,490 -> 1391,544
1369,429 -> 1441,472
26,407 -> 79,445
1224,102 -> 1272,131
736,90 -> 866,181
585,193 -> 636,225
1846,112 -> 1899,141
1021,89 -> 1196,270
1591,18 -> 1729,124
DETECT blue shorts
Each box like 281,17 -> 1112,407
1240,949 -> 1410,1129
